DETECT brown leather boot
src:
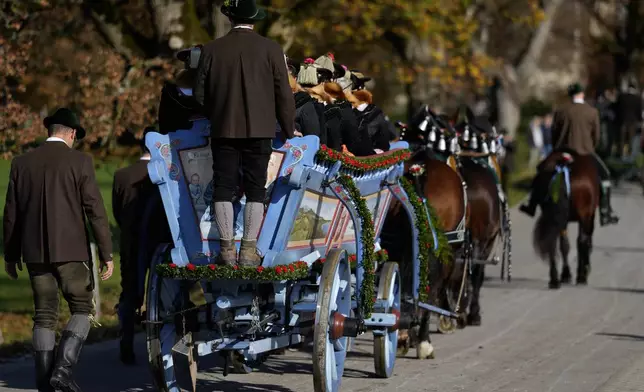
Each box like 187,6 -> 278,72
239,240 -> 262,267
218,240 -> 237,266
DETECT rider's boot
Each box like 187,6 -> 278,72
50,331 -> 85,392
33,327 -> 55,392
518,196 -> 537,217
599,180 -> 619,226
35,350 -> 55,392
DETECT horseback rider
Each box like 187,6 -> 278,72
519,83 -> 620,226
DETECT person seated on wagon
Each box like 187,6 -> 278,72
519,83 -> 619,226
286,58 -> 325,141
312,53 -> 373,156
194,0 -> 296,267
158,46 -> 202,134
297,59 -> 347,149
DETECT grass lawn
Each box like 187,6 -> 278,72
0,158 -> 135,358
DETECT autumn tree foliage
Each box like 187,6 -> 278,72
1,0 -> 550,157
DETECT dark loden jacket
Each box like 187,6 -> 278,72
294,91 -> 324,141
3,141 -> 113,264
194,28 -> 295,140
355,104 -> 392,152
552,101 -> 601,156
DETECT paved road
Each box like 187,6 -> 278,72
3,184 -> 644,392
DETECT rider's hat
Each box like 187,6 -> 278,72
567,83 -> 584,96
221,0 -> 266,22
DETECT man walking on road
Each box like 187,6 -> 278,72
194,0 -> 297,267
3,108 -> 114,392
112,126 -> 171,365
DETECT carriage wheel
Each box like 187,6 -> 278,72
312,249 -> 352,392
373,262 -> 401,378
146,246 -> 182,392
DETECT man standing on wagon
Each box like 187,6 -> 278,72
194,0 -> 296,266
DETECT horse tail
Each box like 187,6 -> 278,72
533,170 -> 570,261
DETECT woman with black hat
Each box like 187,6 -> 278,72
287,58 -> 324,142
312,53 -> 373,155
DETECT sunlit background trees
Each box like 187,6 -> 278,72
1,0 -> 642,158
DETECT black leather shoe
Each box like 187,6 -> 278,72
35,350 -> 55,392
50,331 -> 84,392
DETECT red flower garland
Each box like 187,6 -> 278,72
316,145 -> 411,173
157,260 -> 310,281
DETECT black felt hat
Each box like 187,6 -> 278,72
43,108 -> 86,140
221,0 -> 266,21
176,45 -> 202,69
567,83 -> 584,96
350,70 -> 372,90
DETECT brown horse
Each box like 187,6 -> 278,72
381,153 -> 466,360
456,155 -> 503,325
382,110 -> 468,358
532,151 -> 598,288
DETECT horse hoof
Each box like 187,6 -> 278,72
467,313 -> 482,326
560,270 -> 572,284
548,281 -> 561,289
409,325 -> 420,348
416,341 -> 435,360
437,315 -> 457,334
576,278 -> 588,286
456,313 -> 468,329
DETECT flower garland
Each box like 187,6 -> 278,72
156,261 -> 310,281
399,177 -> 452,302
312,249 -> 389,274
336,174 -> 377,317
316,145 -> 411,173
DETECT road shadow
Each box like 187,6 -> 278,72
196,379 -> 296,392
595,286 -> 644,295
483,276 -> 551,291
596,332 -> 644,342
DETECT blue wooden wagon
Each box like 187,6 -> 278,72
142,119 -> 452,392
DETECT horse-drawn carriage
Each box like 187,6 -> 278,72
142,119 -> 455,391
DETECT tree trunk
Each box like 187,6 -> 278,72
496,0 -> 565,138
